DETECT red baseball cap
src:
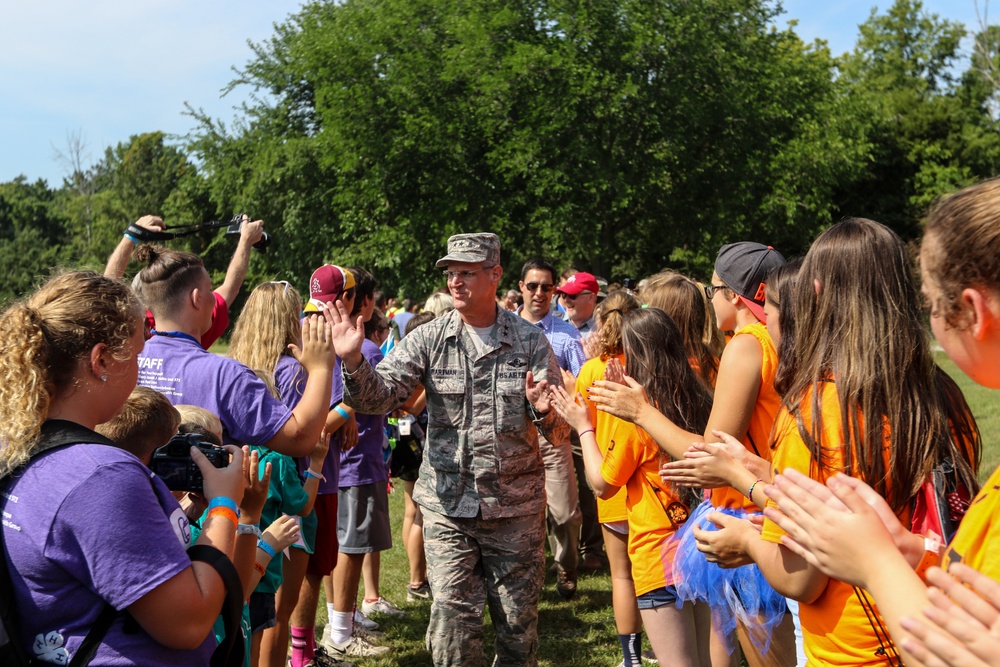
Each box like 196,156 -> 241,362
556,272 -> 599,296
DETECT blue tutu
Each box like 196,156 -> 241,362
669,499 -> 787,655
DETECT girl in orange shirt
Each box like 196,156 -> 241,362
555,307 -> 713,665
574,290 -> 645,667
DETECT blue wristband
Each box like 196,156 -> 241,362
305,469 -> 325,481
333,405 -> 350,421
257,539 -> 278,560
208,496 -> 239,516
123,233 -> 139,246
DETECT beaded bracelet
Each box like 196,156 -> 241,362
746,478 -> 764,501
257,539 -> 278,560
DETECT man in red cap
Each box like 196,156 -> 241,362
556,271 -> 600,340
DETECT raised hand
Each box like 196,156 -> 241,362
261,514 -> 301,554
319,298 -> 366,369
290,313 -> 336,374
550,385 -> 594,435
240,447 -> 272,524
526,370 -> 552,413
587,375 -> 649,423
195,444 -> 246,506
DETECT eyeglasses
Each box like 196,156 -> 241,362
704,284 -> 728,299
523,282 -> 555,293
268,280 -> 293,294
443,266 -> 495,281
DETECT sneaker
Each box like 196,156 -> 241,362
555,564 -> 577,600
310,646 -> 357,667
326,635 -> 391,658
361,596 -> 406,617
641,649 -> 658,663
406,581 -> 432,601
353,608 -> 379,630
352,623 -> 386,644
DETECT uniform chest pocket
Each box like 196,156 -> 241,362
496,380 -> 526,432
426,374 -> 469,428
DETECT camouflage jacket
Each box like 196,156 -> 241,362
342,307 -> 568,519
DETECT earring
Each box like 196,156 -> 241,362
100,374 -> 108,382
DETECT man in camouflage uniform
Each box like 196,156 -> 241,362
327,233 -> 567,667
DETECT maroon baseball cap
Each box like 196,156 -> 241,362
305,264 -> 355,312
556,272 -> 599,296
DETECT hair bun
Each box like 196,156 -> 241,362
134,244 -> 161,265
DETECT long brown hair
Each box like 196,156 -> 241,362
621,308 -> 713,436
642,270 -> 720,387
785,218 -> 979,511
0,271 -> 142,476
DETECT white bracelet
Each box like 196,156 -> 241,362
305,469 -> 326,481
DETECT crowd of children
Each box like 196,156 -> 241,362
3,177 -> 1000,667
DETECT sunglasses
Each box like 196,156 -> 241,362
704,284 -> 728,299
268,280 -> 293,295
523,282 -> 555,293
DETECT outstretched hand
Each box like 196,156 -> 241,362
526,371 -> 552,413
586,374 -> 650,423
660,432 -> 747,489
550,385 -> 594,435
319,299 -> 366,369
897,564 -> 1000,667
290,312 -> 337,374
763,469 -> 904,588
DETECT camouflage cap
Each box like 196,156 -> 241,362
435,233 -> 501,268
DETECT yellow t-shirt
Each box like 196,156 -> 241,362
577,354 -> 629,523
941,465 -> 1000,576
601,427 -> 688,596
762,382 -> 895,666
711,322 -> 782,511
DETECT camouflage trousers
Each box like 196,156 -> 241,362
422,507 -> 546,667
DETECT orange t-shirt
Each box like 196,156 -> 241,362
710,322 -> 782,511
940,464 -> 1000,577
762,382 -> 896,666
601,427 -> 688,595
578,354 -> 629,523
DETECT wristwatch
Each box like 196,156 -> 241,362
236,523 -> 262,538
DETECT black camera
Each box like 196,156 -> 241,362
226,213 -> 271,252
150,433 -> 229,492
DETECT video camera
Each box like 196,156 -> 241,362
123,213 -> 271,252
150,432 -> 229,492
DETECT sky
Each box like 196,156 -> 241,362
0,0 -> 987,187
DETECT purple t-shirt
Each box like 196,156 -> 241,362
339,339 -> 389,487
138,334 -> 292,447
275,354 -> 341,494
2,443 -> 214,665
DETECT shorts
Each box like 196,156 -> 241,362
337,482 -> 392,554
249,591 -> 277,634
306,493 -> 339,577
390,435 -> 423,482
603,520 -> 629,535
636,585 -> 680,610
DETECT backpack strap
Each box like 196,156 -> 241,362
187,545 -> 246,667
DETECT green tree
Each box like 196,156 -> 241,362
191,0 -> 869,296
836,0 -> 1000,235
0,177 -> 72,304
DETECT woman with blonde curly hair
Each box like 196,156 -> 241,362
0,270 -> 246,665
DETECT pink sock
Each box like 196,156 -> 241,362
290,626 -> 314,667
